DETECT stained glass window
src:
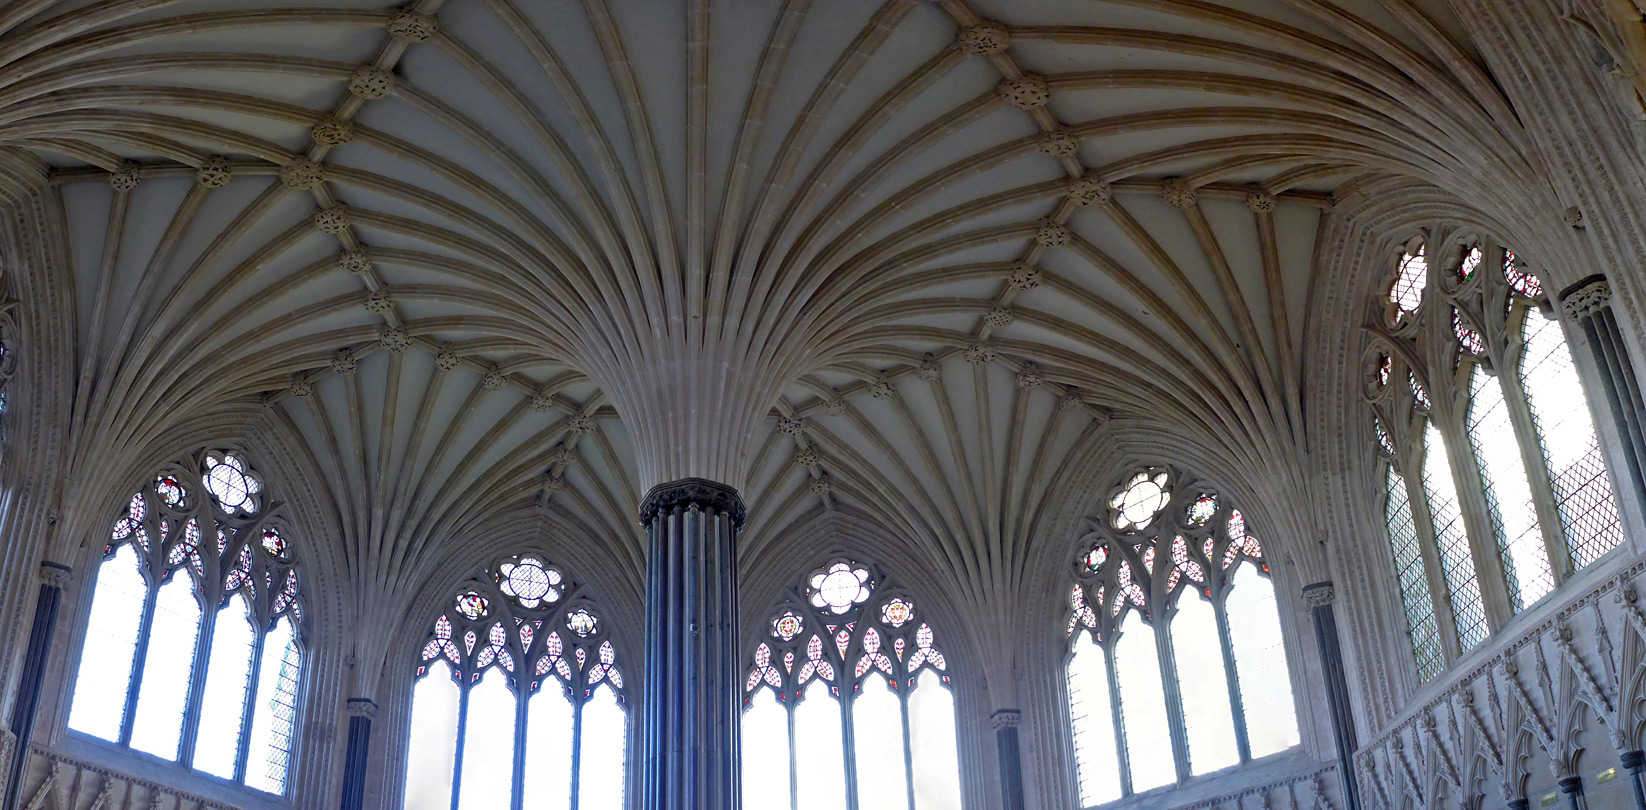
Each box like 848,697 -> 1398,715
404,554 -> 625,810
68,451 -> 304,794
1065,468 -> 1298,801
741,560 -> 961,810
1365,238 -> 1624,682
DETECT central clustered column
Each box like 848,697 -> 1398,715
639,478 -> 744,810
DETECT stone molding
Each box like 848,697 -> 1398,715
989,709 -> 1022,730
638,477 -> 747,529
1561,274 -> 1614,320
36,561 -> 69,588
345,697 -> 378,720
1303,581 -> 1336,609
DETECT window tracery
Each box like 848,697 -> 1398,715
403,552 -> 626,810
1363,235 -> 1622,682
1065,468 -> 1298,805
741,559 -> 962,810
68,450 -> 304,795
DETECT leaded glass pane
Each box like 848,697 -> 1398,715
1113,612 -> 1173,792
1385,465 -> 1444,681
853,676 -> 910,810
1519,311 -> 1623,567
742,688 -> 792,810
1466,366 -> 1552,609
578,685 -> 627,810
1420,421 -> 1488,651
457,669 -> 517,810
1224,564 -> 1299,757
194,595 -> 257,779
405,663 -> 460,810
68,544 -> 146,741
908,670 -> 962,810
130,572 -> 203,761
245,616 -> 301,794
1171,593 -> 1238,774
523,686 -> 575,810
1067,633 -> 1121,806
794,681 -> 848,810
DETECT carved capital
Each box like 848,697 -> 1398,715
346,697 -> 378,720
1302,581 -> 1335,608
1560,274 -> 1612,320
990,709 -> 1022,730
38,561 -> 71,588
639,478 -> 746,529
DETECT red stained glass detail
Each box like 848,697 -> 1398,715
1503,250 -> 1542,298
1454,308 -> 1485,355
1081,543 -> 1108,573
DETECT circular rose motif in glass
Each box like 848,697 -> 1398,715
202,454 -> 261,513
455,591 -> 489,620
566,607 -> 599,637
261,528 -> 288,557
155,474 -> 187,508
880,598 -> 914,627
1081,543 -> 1108,574
1186,494 -> 1218,525
809,562 -> 872,614
771,611 -> 804,641
1110,471 -> 1170,530
498,556 -> 562,607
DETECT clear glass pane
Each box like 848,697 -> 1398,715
523,684 -> 575,810
194,595 -> 256,779
1384,465 -> 1444,680
1067,632 -> 1121,805
1224,565 -> 1300,758
1520,311 -> 1623,567
908,670 -> 962,810
742,688 -> 793,810
130,571 -> 202,760
68,544 -> 147,741
794,680 -> 848,810
1113,612 -> 1174,792
246,617 -> 301,793
577,684 -> 627,810
852,675 -> 910,810
1421,420 -> 1488,651
404,662 -> 461,810
1170,594 -> 1238,774
457,668 -> 517,810
1467,365 -> 1553,609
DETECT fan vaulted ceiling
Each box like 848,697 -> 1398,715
0,0 -> 1530,617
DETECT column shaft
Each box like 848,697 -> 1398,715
1560,775 -> 1589,810
3,562 -> 69,810
1304,583 -> 1361,810
991,710 -> 1025,810
641,478 -> 743,810
1622,750 -> 1645,810
1562,276 -> 1646,507
339,698 -> 377,810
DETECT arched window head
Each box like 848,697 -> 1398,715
742,558 -> 962,810
1066,467 -> 1298,802
404,552 -> 625,810
69,450 -> 306,795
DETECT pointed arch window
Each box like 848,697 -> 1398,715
1065,468 -> 1299,805
403,553 -> 626,810
68,451 -> 305,794
740,560 -> 963,810
1363,237 -> 1623,681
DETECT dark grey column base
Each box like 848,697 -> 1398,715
1560,775 -> 1588,810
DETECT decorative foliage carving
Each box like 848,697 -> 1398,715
997,75 -> 1050,109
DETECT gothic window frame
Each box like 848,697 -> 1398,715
65,448 -> 308,794
740,557 -> 960,810
1361,231 -> 1624,682
1063,466 -> 1298,804
405,551 -> 628,810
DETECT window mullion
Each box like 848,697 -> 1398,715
1436,412 -> 1514,630
1403,450 -> 1465,664
450,683 -> 472,810
1104,643 -> 1133,797
839,671 -> 861,810
177,582 -> 217,769
1154,607 -> 1190,786
117,568 -> 161,747
787,702 -> 799,810
510,687 -> 527,810
569,692 -> 584,810
233,625 -> 266,784
899,684 -> 916,810
1212,595 -> 1252,763
1496,347 -> 1575,583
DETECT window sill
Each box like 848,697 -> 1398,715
1083,749 -> 1329,810
51,732 -> 292,810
